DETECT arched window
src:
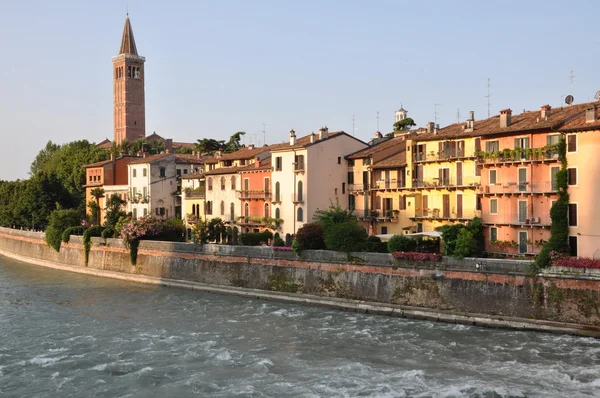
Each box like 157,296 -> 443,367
220,177 -> 226,190
244,203 -> 249,217
275,208 -> 280,219
220,200 -> 225,216
230,203 -> 235,221
231,176 -> 236,190
297,181 -> 303,202
208,177 -> 213,191
297,207 -> 303,222
264,203 -> 269,218
275,182 -> 280,202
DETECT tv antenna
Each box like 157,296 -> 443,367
594,91 -> 600,101
570,70 -> 576,96
565,95 -> 574,105
485,78 -> 492,117
262,123 -> 266,146
352,114 -> 358,136
434,104 -> 441,125
376,111 -> 380,132
457,109 -> 460,124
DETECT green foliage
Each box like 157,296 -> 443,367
366,235 -> 388,253
154,218 -> 185,242
45,209 -> 82,252
239,231 -> 272,246
104,194 -> 127,228
88,200 -> 100,226
190,218 -> 209,244
207,218 -> 225,243
176,146 -> 193,154
61,226 -> 86,243
83,226 -> 104,266
101,226 -> 115,240
194,132 -> 247,155
273,232 -> 285,247
537,137 -> 570,268
393,117 -> 416,131
324,221 -> 368,253
30,141 -> 61,176
114,215 -> 130,238
467,217 -> 484,256
313,203 -> 356,231
441,224 -> 465,256
294,223 -> 326,253
387,235 -> 417,253
231,226 -> 239,245
453,228 -> 476,259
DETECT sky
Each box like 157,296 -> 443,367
1,0 -> 599,180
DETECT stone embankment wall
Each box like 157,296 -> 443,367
0,227 -> 599,333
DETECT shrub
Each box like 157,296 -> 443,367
387,235 -> 417,253
273,246 -> 293,252
83,225 -> 104,266
261,230 -> 273,242
453,228 -> 476,259
101,226 -> 115,240
294,223 -> 325,253
273,232 -> 285,247
366,235 -> 388,253
61,226 -> 86,243
239,232 -> 262,246
45,209 -> 82,252
414,237 -> 440,254
553,255 -> 600,268
154,218 -> 185,242
231,226 -> 239,245
441,224 -> 465,256
324,221 -> 368,253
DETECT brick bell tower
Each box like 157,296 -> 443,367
112,14 -> 146,145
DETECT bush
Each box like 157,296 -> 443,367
101,226 -> 115,240
453,228 -> 476,259
294,223 -> 325,253
154,218 -> 185,242
45,209 -> 82,252
366,235 -> 388,253
324,221 -> 368,253
441,224 -> 465,256
273,232 -> 285,247
61,226 -> 86,243
83,225 -> 104,265
414,237 -> 440,254
387,235 -> 417,253
261,230 -> 273,241
239,232 -> 270,246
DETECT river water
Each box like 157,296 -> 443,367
0,256 -> 599,397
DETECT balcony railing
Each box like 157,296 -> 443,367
292,193 -> 304,203
237,190 -> 272,200
413,209 -> 479,219
482,214 -> 552,226
413,150 -> 468,163
411,177 -> 480,189
371,180 -> 407,190
184,188 -> 206,199
478,181 -> 557,195
348,183 -> 370,193
477,147 -> 558,165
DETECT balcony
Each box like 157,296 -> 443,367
478,181 -> 557,196
348,183 -> 370,194
237,190 -> 272,200
371,180 -> 407,190
482,214 -> 552,228
410,177 -> 480,190
184,187 -> 206,199
412,209 -> 479,221
413,150 -> 470,163
477,146 -> 558,166
293,164 -> 305,173
292,193 -> 304,204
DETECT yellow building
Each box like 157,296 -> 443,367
405,118 -> 481,232
181,172 -> 206,241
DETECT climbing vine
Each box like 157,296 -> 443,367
83,226 -> 104,266
536,136 -> 569,268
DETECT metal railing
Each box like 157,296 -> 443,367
477,149 -> 558,164
478,181 -> 557,195
411,176 -> 480,188
371,180 -> 407,190
482,213 -> 552,226
292,193 -> 304,203
413,209 -> 479,219
413,150 -> 468,162
237,190 -> 272,200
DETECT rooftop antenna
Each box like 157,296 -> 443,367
485,78 -> 492,117
434,104 -> 441,125
570,70 -> 576,96
376,111 -> 380,132
352,114 -> 357,136
594,91 -> 600,101
457,109 -> 460,124
262,123 -> 266,146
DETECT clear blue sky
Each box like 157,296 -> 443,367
1,0 -> 599,180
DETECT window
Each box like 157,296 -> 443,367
220,177 -> 226,190
550,166 -> 560,191
342,183 -> 346,194
381,226 -> 388,234
133,187 -> 137,197
206,201 -> 213,215
568,168 -> 577,185
275,208 -> 280,219
275,156 -> 282,171
143,208 -> 148,217
177,169 -> 181,176
375,196 -> 381,210
297,207 -> 303,222
546,134 -> 560,146
294,155 -> 304,171
489,169 -> 497,185
297,181 -> 303,202
567,135 -> 577,152
275,182 -> 280,202
362,158 -> 371,166
569,236 -> 578,257
183,169 -> 188,175
133,208 -> 137,219
485,140 -> 499,152
231,176 -> 236,190
348,159 -> 355,167
347,172 -> 354,184
230,203 -> 235,221
244,203 -> 249,217
400,195 -> 406,210
338,157 -> 341,164
133,169 -> 137,178
220,201 -> 225,216
518,200 -> 527,223
160,167 -> 166,178
264,178 -> 270,193
490,227 -> 498,242
143,168 -> 147,177
490,198 -> 498,214
348,194 -> 355,210
208,177 -> 213,191
143,187 -> 147,198
264,203 -> 269,217
568,203 -> 578,226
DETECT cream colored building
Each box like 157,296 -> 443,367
271,127 -> 367,237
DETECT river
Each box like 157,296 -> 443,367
0,255 -> 599,397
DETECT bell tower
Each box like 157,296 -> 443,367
112,14 -> 146,145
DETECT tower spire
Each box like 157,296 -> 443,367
119,14 -> 138,55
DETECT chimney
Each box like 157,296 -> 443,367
427,122 -> 435,134
289,129 -> 296,146
165,148 -> 170,154
541,105 -> 551,119
374,131 -> 383,139
165,139 -> 173,153
586,106 -> 597,123
110,152 -> 115,161
309,133 -> 316,143
255,157 -> 261,168
215,150 -> 223,158
318,126 -> 329,140
142,151 -> 147,158
196,151 -> 201,159
434,124 -> 440,135
499,108 -> 512,128
248,144 -> 255,150
469,111 -> 474,121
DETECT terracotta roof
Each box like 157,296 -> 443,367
172,141 -> 196,150
217,145 -> 272,161
174,154 -> 211,164
240,157 -> 272,172
204,165 -> 247,176
270,131 -> 366,152
558,106 -> 600,131
96,138 -> 112,150
414,101 -> 600,142
128,153 -> 172,165
84,159 -> 112,168
346,137 -> 403,159
119,15 -> 138,55
181,171 -> 205,180
372,151 -> 407,169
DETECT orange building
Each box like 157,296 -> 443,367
238,157 -> 274,233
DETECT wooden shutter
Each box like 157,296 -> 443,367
568,204 -> 577,226
568,168 -> 577,185
568,135 -> 577,152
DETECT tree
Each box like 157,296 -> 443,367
313,203 -> 356,232
224,131 -> 246,153
104,193 -> 127,228
30,141 -> 61,176
45,209 -> 82,252
324,221 -> 368,253
195,138 -> 226,155
387,235 -> 418,253
90,188 -> 105,225
294,223 -> 326,252
206,218 -> 225,242
393,117 -> 416,131
453,228 -> 476,259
